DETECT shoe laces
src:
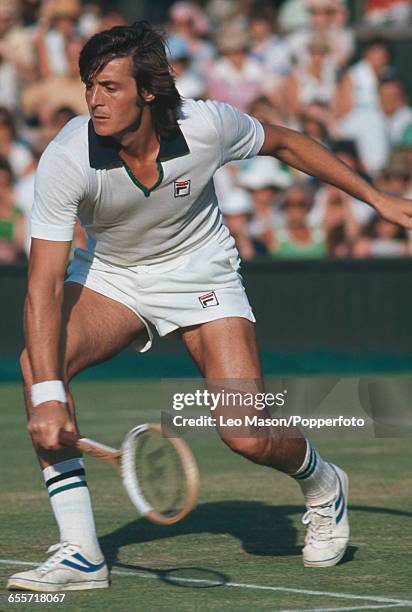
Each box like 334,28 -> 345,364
39,542 -> 77,574
302,500 -> 335,542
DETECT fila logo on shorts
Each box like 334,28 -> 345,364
199,291 -> 219,308
174,179 -> 191,197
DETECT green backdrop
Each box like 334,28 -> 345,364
1,258 -> 412,380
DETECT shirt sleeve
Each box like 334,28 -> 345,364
30,142 -> 87,241
202,100 -> 265,166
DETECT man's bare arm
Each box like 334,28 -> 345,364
25,238 -> 75,450
259,124 -> 412,229
25,239 -> 71,381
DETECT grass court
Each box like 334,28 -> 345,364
1,379 -> 411,611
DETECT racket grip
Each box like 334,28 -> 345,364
59,430 -> 81,448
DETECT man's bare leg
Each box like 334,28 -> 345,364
9,283 -> 148,590
181,317 -> 349,567
181,316 -> 307,472
21,282 -> 148,467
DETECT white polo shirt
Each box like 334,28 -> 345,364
31,98 -> 264,266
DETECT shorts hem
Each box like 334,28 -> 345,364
158,311 -> 256,337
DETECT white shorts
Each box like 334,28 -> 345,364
66,234 -> 255,352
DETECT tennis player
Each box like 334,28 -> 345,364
8,21 -> 412,591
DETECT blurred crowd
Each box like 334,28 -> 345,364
1,0 -> 412,264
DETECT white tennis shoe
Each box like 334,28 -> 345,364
302,464 -> 349,567
7,542 -> 109,591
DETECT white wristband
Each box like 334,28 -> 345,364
31,380 -> 67,407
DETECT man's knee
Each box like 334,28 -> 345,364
222,434 -> 271,466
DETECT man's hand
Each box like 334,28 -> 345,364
374,194 -> 412,229
28,402 -> 75,450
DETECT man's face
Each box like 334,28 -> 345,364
309,5 -> 335,29
85,57 -> 146,138
364,44 -> 389,73
250,18 -> 272,41
379,82 -> 405,115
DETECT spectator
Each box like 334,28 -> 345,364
282,33 -> 337,118
309,140 -> 374,225
0,0 -> 34,109
206,0 -> 252,27
248,95 -> 286,128
21,36 -> 89,124
206,20 -> 269,112
278,0 -> 309,32
315,185 -> 361,257
238,156 -> 293,254
28,104 -> 77,158
219,187 -> 256,260
166,35 -> 205,99
332,138 -> 371,181
336,40 -> 394,175
329,0 -> 354,67
78,1 -> 102,38
0,1 -> 410,265
0,157 -> 26,263
0,107 -> 36,178
378,77 -> 412,147
336,38 -> 393,117
299,101 -> 337,146
168,1 -> 214,78
353,216 -> 409,257
15,106 -> 82,256
274,185 -> 327,258
34,0 -> 80,79
248,1 -> 290,79
377,155 -> 411,198
287,0 -> 353,68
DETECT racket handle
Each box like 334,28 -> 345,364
59,429 -> 122,467
59,430 -> 81,448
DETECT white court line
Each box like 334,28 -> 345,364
279,604 -> 410,612
1,558 -> 412,608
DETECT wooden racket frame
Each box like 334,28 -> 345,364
59,423 -> 199,525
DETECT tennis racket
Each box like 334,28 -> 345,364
58,423 -> 199,525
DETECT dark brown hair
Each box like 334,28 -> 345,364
79,21 -> 182,138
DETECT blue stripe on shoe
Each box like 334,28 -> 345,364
333,469 -> 346,525
335,488 -> 343,512
61,553 -> 106,573
336,499 -> 346,524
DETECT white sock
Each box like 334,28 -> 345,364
43,458 -> 103,560
291,440 -> 338,505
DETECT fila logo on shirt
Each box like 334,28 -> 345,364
174,179 -> 191,197
199,291 -> 219,308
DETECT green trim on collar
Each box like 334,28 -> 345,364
122,159 -> 164,197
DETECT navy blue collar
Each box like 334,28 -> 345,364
88,119 -> 190,169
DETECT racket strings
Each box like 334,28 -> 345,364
134,433 -> 186,516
